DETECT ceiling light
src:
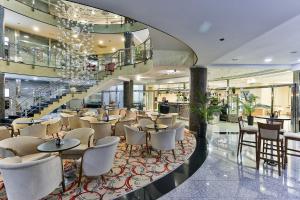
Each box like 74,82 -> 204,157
264,58 -> 272,63
23,35 -> 29,39
297,59 -> 300,62
232,58 -> 239,61
136,75 -> 141,81
290,51 -> 297,54
99,40 -> 103,45
121,37 -> 125,42
112,47 -> 116,52
33,26 -> 39,32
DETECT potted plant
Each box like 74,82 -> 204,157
241,92 -> 257,125
190,93 -> 221,138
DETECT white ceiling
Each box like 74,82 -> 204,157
72,0 -> 300,66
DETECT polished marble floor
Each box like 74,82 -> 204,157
160,122 -> 300,200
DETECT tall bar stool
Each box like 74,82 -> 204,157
283,132 -> 300,169
237,116 -> 258,158
257,122 -> 284,176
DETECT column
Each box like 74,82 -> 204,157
0,73 -> 5,120
0,6 -> 5,58
123,80 -> 133,109
189,66 -> 207,133
124,19 -> 133,65
292,71 -> 300,132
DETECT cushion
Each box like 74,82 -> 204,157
0,156 -> 22,164
241,126 -> 258,132
21,153 -> 51,162
284,132 -> 300,139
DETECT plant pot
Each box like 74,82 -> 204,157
247,115 -> 254,125
197,122 -> 207,138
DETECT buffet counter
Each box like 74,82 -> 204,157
158,101 -> 189,120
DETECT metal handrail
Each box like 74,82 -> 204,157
14,0 -> 127,25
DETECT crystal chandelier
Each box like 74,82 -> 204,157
54,0 -> 96,82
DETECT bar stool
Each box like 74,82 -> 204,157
257,122 -> 284,176
283,132 -> 300,169
237,116 -> 258,158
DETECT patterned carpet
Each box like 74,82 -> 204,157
0,131 -> 196,200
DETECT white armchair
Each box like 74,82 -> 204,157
78,136 -> 120,186
156,116 -> 173,127
90,122 -> 112,143
150,129 -> 176,159
60,113 -> 73,130
138,118 -> 154,131
62,128 -> 94,159
68,115 -> 81,130
124,125 -> 147,156
172,122 -> 185,149
19,124 -> 47,139
43,119 -> 62,138
11,118 -> 32,136
0,136 -> 50,162
0,126 -> 11,140
0,155 -> 63,200
114,119 -> 136,138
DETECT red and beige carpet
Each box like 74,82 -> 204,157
0,131 -> 196,200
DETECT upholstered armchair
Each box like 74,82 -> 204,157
124,125 -> 147,156
0,126 -> 11,140
150,129 -> 176,159
125,110 -> 137,120
60,113 -> 74,130
114,119 -> 136,138
11,118 -> 32,136
42,119 -> 62,138
138,118 -> 154,131
90,122 -> 112,143
62,128 -> 94,159
156,116 -> 173,127
20,124 -> 47,139
0,155 -> 63,200
78,136 -> 120,186
0,136 -> 50,162
172,122 -> 185,149
68,115 -> 81,130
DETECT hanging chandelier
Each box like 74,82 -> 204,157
54,0 -> 96,82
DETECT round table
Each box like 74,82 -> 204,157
16,119 -> 44,125
146,124 -> 168,131
101,115 -> 120,122
37,138 -> 80,191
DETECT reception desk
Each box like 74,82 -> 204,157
158,102 -> 189,120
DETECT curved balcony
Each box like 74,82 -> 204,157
2,0 -> 147,33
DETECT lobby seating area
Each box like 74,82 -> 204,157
0,108 -> 196,199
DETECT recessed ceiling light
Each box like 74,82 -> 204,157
264,58 -> 272,63
33,26 -> 39,32
290,51 -> 297,54
112,47 -> 116,52
24,35 -> 29,39
99,40 -> 103,45
297,59 -> 300,62
232,58 -> 239,61
219,38 -> 225,42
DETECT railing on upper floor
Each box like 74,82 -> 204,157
15,0 -> 130,25
0,37 -> 152,72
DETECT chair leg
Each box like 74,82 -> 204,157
159,150 -> 162,158
237,132 -> 242,157
256,137 -> 261,170
125,144 -> 128,151
78,164 -> 83,187
172,149 -> 176,160
284,138 -> 288,169
101,175 -> 106,184
277,141 -> 281,176
180,141 -> 184,150
281,140 -> 284,169
129,145 -> 132,157
239,132 -> 244,155
255,133 -> 258,164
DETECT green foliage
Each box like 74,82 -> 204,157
190,92 -> 221,123
241,92 -> 258,116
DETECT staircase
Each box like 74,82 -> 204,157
23,60 -> 153,119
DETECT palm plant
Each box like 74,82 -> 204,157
241,92 -> 258,125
